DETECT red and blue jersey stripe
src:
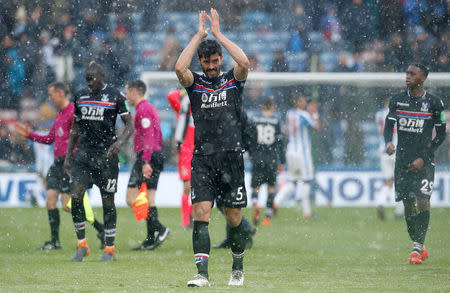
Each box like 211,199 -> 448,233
79,101 -> 116,109
193,79 -> 236,94
396,110 -> 432,119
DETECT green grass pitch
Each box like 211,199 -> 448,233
0,207 -> 449,292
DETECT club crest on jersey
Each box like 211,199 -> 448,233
421,102 -> 429,112
101,94 -> 109,102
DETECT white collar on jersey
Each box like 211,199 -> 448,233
407,90 -> 426,99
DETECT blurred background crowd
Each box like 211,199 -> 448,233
0,0 -> 449,171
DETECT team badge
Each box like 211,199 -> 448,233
421,102 -> 428,112
101,94 -> 109,102
141,118 -> 151,128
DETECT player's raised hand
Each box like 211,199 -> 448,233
14,122 -> 30,137
408,157 -> 424,172
385,142 -> 396,156
207,8 -> 221,37
198,10 -> 209,39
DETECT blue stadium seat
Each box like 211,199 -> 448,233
319,51 -> 338,72
307,31 -> 324,53
287,51 -> 309,72
242,11 -> 272,30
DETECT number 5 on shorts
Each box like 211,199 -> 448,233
236,186 -> 243,201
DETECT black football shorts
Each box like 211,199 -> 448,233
250,160 -> 277,188
191,152 -> 247,208
394,160 -> 435,201
46,157 -> 71,193
128,151 -> 164,190
70,148 -> 119,195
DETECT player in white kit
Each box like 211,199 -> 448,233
275,96 -> 319,219
375,98 -> 404,220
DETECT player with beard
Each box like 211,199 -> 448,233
384,63 -> 446,264
175,8 -> 250,287
64,61 -> 133,262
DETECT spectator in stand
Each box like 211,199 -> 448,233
12,6 -> 28,39
76,9 -> 99,48
140,0 -> 161,32
385,33 -> 412,72
403,0 -> 429,27
341,0 -> 371,53
320,3 -> 342,44
334,51 -> 357,72
288,3 -> 311,53
244,55 -> 265,111
431,32 -> 450,72
3,35 -> 25,110
411,26 -> 436,65
54,25 -> 88,91
17,30 -> 39,90
64,24 -> 88,91
271,50 -> 289,72
0,126 -> 12,165
271,49 -> 291,113
38,29 -> 56,84
158,26 -> 181,71
54,10 -> 72,41
97,38 -> 121,87
379,0 -> 404,37
111,24 -> 133,87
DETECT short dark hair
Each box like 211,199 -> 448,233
49,81 -> 69,96
261,98 -> 275,110
86,61 -> 105,78
197,39 -> 222,59
126,80 -> 147,95
411,63 -> 429,77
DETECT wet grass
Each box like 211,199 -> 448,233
0,206 -> 449,292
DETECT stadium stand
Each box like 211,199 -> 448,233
0,1 -> 449,170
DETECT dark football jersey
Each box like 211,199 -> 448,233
247,112 -> 285,166
73,85 -> 129,151
386,91 -> 445,165
185,69 -> 245,155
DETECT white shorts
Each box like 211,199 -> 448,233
380,153 -> 395,180
286,151 -> 314,181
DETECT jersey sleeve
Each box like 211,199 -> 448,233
167,89 -> 182,114
141,105 -> 161,162
384,97 -> 397,144
302,112 -> 315,129
117,91 -> 130,116
430,98 -> 447,154
72,93 -> 82,122
185,72 -> 199,93
28,124 -> 56,144
231,69 -> 246,94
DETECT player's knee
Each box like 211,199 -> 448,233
193,202 -> 211,222
45,192 -> 58,209
224,208 -> 242,227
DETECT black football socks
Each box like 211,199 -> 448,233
229,220 -> 246,271
193,221 -> 210,278
48,209 -> 60,243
